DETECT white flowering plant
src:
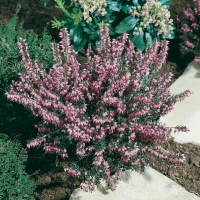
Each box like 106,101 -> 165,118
129,0 -> 174,50
45,0 -> 175,51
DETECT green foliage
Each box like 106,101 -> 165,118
0,6 -> 54,138
0,16 -> 53,91
51,0 -> 174,51
0,15 -> 23,91
0,134 -> 37,199
115,16 -> 139,33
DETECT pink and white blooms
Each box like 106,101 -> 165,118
6,25 -> 190,192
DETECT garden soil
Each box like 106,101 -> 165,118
0,0 -> 200,199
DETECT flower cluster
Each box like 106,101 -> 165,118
6,25 -> 190,192
176,0 -> 200,63
73,0 -> 106,22
130,0 -> 173,36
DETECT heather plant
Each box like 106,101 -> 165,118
6,25 -> 190,191
50,0 -> 174,51
176,0 -> 200,63
0,134 -> 37,200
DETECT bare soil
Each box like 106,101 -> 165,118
0,0 -> 199,199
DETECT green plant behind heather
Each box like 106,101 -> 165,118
0,134 -> 37,200
0,6 -> 54,139
49,0 -> 174,51
0,13 -> 53,91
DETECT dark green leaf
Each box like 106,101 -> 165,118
146,24 -> 159,37
70,26 -> 82,45
89,33 -> 99,40
146,30 -> 157,43
93,13 -> 102,23
62,14 -> 73,29
73,34 -> 87,51
145,32 -> 153,46
121,5 -> 133,13
146,24 -> 154,33
159,0 -> 170,8
61,14 -> 73,26
83,26 -> 93,34
130,31 -> 146,51
132,0 -> 140,6
79,21 -> 87,27
74,2 -> 80,8
69,26 -> 75,38
42,0 -> 49,6
109,26 -> 115,35
95,40 -> 100,48
162,30 -> 175,39
139,0 -> 146,5
87,22 -> 97,32
74,27 -> 82,45
156,36 -> 161,42
115,16 -> 139,34
103,9 -> 116,23
108,1 -> 121,11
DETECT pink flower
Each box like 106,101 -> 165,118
177,0 -> 200,61
64,168 -> 81,177
80,182 -> 95,192
185,41 -> 194,48
194,56 -> 200,63
27,137 -> 46,149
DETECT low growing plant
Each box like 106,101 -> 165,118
176,0 -> 200,63
0,5 -> 53,91
50,0 -> 174,51
6,25 -> 190,191
0,5 -> 54,138
0,134 -> 37,200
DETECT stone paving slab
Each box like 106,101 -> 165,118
160,61 -> 200,145
70,167 -> 200,200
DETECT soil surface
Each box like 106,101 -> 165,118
0,0 -> 200,199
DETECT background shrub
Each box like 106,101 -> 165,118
0,5 -> 54,141
0,134 -> 36,200
176,0 -> 200,63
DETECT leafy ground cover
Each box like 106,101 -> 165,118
0,0 -> 199,199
